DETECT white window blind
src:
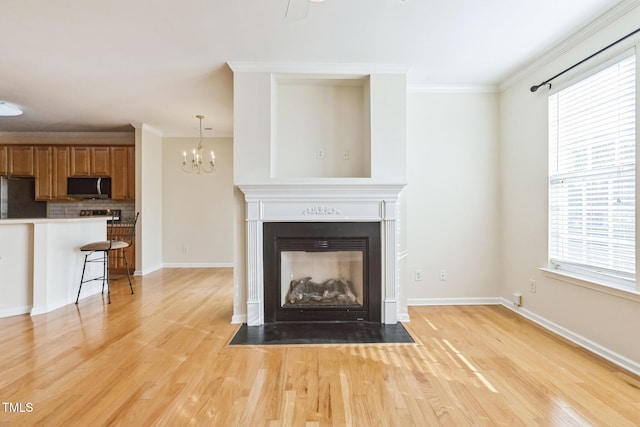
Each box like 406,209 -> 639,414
548,52 -> 636,284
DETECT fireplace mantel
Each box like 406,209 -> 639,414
238,182 -> 405,326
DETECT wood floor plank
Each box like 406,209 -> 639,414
1,268 -> 639,426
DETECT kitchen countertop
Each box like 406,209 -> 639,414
0,216 -> 109,225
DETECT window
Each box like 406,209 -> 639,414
548,51 -> 636,287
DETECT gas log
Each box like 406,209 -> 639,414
285,276 -> 357,306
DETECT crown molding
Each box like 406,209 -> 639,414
130,122 -> 163,136
227,61 -> 409,75
0,131 -> 133,137
500,0 -> 640,91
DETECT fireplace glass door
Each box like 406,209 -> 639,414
281,249 -> 364,309
264,222 -> 381,323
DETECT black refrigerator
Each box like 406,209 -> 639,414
0,176 -> 47,219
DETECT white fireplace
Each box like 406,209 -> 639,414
238,183 -> 404,325
229,62 -> 408,326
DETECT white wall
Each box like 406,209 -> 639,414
275,81 -> 369,178
406,92 -> 501,303
162,137 -> 234,266
499,7 -> 640,366
135,124 -> 163,274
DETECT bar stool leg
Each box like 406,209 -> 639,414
123,252 -> 134,294
106,251 -> 111,304
76,253 -> 89,304
101,251 -> 107,295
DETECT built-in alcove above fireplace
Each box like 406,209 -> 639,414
264,222 -> 381,323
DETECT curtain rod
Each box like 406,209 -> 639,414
530,27 -> 640,92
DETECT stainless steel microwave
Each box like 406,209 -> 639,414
67,177 -> 111,199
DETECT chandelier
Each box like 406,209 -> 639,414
182,114 -> 215,174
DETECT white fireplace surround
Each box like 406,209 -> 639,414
238,183 -> 405,326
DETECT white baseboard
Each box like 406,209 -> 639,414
408,297 -> 503,306
31,287 -> 103,316
498,298 -> 640,377
137,263 -> 163,276
231,314 -> 247,324
31,300 -> 68,316
396,312 -> 411,322
0,305 -> 32,318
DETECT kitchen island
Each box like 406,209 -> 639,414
0,217 -> 107,318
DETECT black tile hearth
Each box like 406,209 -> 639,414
229,322 -> 414,345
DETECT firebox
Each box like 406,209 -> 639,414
263,222 -> 381,323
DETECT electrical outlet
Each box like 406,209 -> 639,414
343,150 -> 350,160
182,245 -> 188,254
439,270 -> 447,281
415,270 -> 423,281
317,147 -> 325,159
512,293 -> 522,307
529,279 -> 537,293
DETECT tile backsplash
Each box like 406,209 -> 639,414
48,200 -> 136,220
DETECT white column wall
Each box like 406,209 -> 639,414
230,64 -> 408,325
135,124 -> 163,275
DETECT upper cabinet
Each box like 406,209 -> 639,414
0,143 -> 134,201
110,146 -> 135,200
8,146 -> 34,176
0,146 -> 6,175
34,146 -> 53,200
70,146 -> 89,176
91,147 -> 110,176
34,146 -> 70,201
52,147 -> 70,199
70,146 -> 110,176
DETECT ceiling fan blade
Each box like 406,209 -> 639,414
285,0 -> 310,20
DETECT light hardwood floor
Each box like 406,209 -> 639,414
1,268 -> 639,426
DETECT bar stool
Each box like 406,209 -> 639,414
75,212 -> 139,304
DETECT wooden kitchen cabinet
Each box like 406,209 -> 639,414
34,146 -> 53,200
52,146 -> 70,199
2,143 -> 133,201
110,244 -> 135,273
91,147 -> 110,175
0,146 -> 7,175
8,146 -> 34,176
109,232 -> 135,273
70,146 -> 110,176
110,146 -> 135,200
70,146 -> 90,176
34,146 -> 70,200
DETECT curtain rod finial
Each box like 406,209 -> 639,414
530,82 -> 551,93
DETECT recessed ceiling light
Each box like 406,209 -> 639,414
0,101 -> 23,116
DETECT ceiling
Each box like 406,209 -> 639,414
0,0 -> 625,136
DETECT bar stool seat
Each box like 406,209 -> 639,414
76,212 -> 139,304
80,240 -> 130,251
